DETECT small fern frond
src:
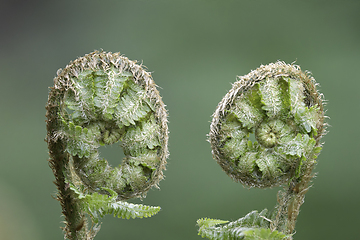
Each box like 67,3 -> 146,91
197,218 -> 229,240
197,218 -> 230,229
106,200 -> 161,220
197,210 -> 288,240
228,209 -> 271,229
241,228 -> 288,240
69,184 -> 160,223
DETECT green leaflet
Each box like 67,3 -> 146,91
294,105 -> 319,135
241,228 -> 288,240
286,77 -> 306,116
69,184 -> 160,223
125,151 -> 160,171
60,118 -> 100,158
93,67 -> 128,120
197,210 -> 289,240
258,78 -> 284,119
220,120 -> 249,162
232,97 -> 264,130
70,69 -> 97,121
122,114 -> 161,156
197,218 -> 230,229
255,151 -> 282,180
115,81 -> 153,127
276,133 -> 317,158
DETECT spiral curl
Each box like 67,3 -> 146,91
209,61 -> 325,188
46,51 -> 168,201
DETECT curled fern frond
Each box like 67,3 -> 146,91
209,61 -> 325,188
46,50 -> 168,239
199,61 -> 327,239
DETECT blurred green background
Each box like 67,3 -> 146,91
1,0 -> 359,239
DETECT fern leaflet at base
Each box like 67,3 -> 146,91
197,210 -> 290,240
69,183 -> 160,223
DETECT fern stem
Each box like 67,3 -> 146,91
47,90 -> 89,239
271,160 -> 315,238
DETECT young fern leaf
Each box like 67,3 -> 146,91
69,184 -> 160,223
199,61 -> 326,240
197,218 -> 230,229
46,51 -> 168,239
241,228 -> 288,240
197,210 -> 289,240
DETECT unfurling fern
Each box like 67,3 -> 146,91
46,51 -> 168,239
198,62 -> 326,240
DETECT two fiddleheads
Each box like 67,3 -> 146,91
46,54 -> 325,240
46,51 -> 168,239
198,61 -> 326,240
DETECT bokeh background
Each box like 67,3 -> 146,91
1,0 -> 359,239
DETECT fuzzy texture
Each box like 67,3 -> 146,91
46,51 -> 168,239
209,61 -> 325,188
202,61 -> 326,239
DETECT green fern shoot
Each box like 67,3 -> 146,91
199,61 -> 326,240
46,51 -> 168,240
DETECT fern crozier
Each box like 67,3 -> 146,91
199,61 -> 326,239
46,50 -> 168,239
209,61 -> 325,188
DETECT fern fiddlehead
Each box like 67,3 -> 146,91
46,51 -> 168,239
198,61 -> 326,239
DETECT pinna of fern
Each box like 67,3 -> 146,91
198,61 -> 326,240
197,210 -> 290,240
46,50 -> 168,239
